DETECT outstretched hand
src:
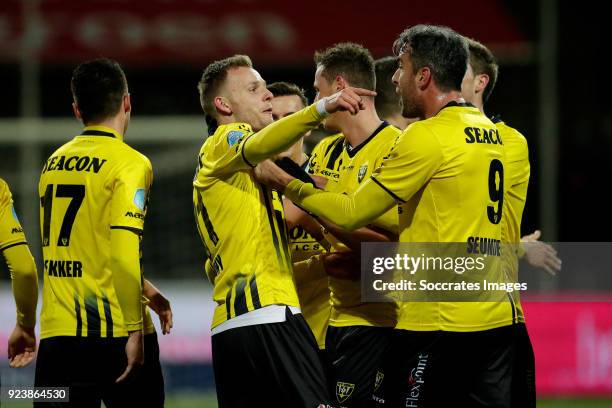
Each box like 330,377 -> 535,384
521,230 -> 562,276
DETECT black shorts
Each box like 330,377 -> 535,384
511,323 -> 536,408
372,325 -> 516,408
326,325 -> 393,407
34,333 -> 164,408
212,307 -> 331,408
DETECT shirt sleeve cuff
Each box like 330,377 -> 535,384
315,99 -> 330,118
124,321 -> 144,332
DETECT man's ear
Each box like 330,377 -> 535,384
72,102 -> 82,121
334,75 -> 348,92
123,94 -> 131,114
475,74 -> 490,96
214,97 -> 232,116
416,67 -> 432,90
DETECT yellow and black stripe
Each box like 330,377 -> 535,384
260,186 -> 292,273
225,274 -> 263,320
74,292 -> 115,338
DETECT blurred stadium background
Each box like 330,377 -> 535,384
1,0 -> 610,407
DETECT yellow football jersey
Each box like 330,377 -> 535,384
0,178 -> 27,252
371,103 -> 514,331
309,124 -> 400,328
38,125 -> 152,339
288,160 -> 331,349
293,260 -> 330,349
193,123 -> 300,329
495,119 -> 530,323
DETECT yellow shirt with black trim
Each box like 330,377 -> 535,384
308,123 -> 400,328
38,126 -> 152,339
288,157 -> 331,349
0,178 -> 27,252
370,103 -> 514,332
193,122 -> 299,329
495,118 -> 530,323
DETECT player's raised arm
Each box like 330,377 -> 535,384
255,159 -> 394,230
256,120 -> 443,230
242,87 -> 376,165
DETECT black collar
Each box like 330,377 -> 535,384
438,100 -> 476,114
80,130 -> 116,138
490,114 -> 503,124
344,121 -> 389,158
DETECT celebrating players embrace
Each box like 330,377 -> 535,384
2,21 -> 562,408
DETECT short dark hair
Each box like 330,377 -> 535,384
197,55 -> 252,118
465,38 -> 499,103
267,81 -> 308,108
314,42 -> 375,90
393,24 -> 468,92
70,58 -> 128,124
374,57 -> 401,118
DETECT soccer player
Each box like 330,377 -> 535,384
35,58 -> 153,407
193,54 -> 373,407
1,178 -> 38,368
302,43 -> 400,408
268,81 -> 332,354
374,56 -> 419,130
254,24 -> 516,407
461,37 -> 559,407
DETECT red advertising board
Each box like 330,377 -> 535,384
0,0 -> 527,65
523,301 -> 612,396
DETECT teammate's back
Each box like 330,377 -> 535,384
34,58 -> 151,408
39,128 -> 151,338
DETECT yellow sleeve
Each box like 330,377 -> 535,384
0,180 -> 27,251
284,178 -> 396,231
110,228 -> 143,331
243,103 -> 326,165
369,122 -> 444,202
198,104 -> 325,178
196,123 -> 255,178
3,244 -> 38,328
110,156 -> 153,232
293,254 -> 328,286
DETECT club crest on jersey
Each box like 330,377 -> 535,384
133,189 -> 146,210
226,130 -> 244,146
357,163 -> 368,183
336,382 -> 355,403
374,371 -> 384,391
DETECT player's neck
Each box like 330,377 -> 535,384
291,152 -> 308,166
288,141 -> 307,165
385,114 -> 418,131
475,100 -> 486,115
84,117 -> 125,140
423,90 -> 464,119
338,107 -> 383,148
